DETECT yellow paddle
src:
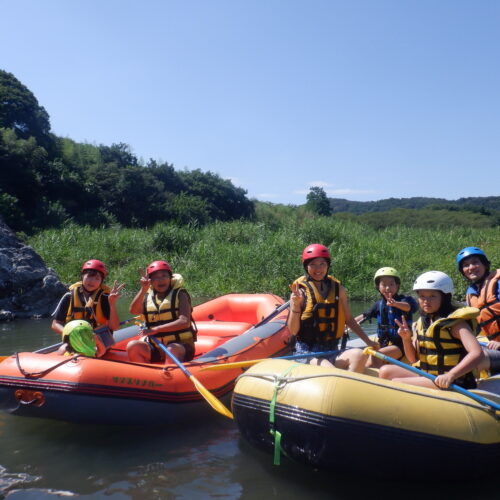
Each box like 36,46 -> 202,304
200,349 -> 344,371
150,337 -> 233,419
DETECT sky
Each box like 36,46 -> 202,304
2,1 -> 500,205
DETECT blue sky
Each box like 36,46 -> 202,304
2,1 -> 499,204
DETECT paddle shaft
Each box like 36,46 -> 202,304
365,347 -> 500,412
150,336 -> 234,419
201,349 -> 347,371
249,300 -> 290,331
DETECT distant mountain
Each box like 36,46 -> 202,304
329,196 -> 500,214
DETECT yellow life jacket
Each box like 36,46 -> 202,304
65,282 -> 111,328
141,274 -> 197,345
466,269 -> 500,341
293,275 -> 345,347
416,307 -> 479,376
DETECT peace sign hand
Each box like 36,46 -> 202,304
108,281 -> 125,305
289,282 -> 304,310
138,267 -> 151,291
395,316 -> 411,341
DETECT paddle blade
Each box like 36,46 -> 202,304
189,375 -> 233,419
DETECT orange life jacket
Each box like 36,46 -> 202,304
466,270 -> 500,341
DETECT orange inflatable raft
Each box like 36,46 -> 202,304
0,294 -> 290,424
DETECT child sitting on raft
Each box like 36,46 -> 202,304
379,271 -> 484,389
127,260 -> 197,363
355,267 -> 417,368
288,244 -> 378,373
456,247 -> 500,375
51,259 -> 124,356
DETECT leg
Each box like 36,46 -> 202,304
163,342 -> 186,363
126,340 -> 152,363
379,364 -> 436,388
334,348 -> 367,373
366,345 -> 402,368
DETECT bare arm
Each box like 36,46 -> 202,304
287,282 -> 304,336
51,319 -> 64,336
340,287 -> 378,348
433,321 -> 484,388
107,281 -> 125,331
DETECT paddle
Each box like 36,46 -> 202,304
150,336 -> 234,419
364,347 -> 500,413
247,300 -> 290,332
201,349 -> 345,371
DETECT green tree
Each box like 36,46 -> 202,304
306,186 -> 332,216
0,70 -> 53,150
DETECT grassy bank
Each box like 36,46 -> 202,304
28,218 -> 500,301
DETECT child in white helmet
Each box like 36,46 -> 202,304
379,271 -> 484,389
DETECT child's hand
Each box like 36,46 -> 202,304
138,268 -> 151,291
395,316 -> 411,341
108,281 -> 125,304
386,295 -> 395,306
487,340 -> 500,350
434,372 -> 455,389
289,283 -> 304,311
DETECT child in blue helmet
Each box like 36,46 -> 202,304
456,247 -> 500,375
355,267 -> 418,368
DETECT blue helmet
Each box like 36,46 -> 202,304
456,247 -> 489,272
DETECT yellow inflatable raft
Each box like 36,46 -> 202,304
232,360 -> 500,477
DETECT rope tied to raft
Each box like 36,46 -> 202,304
268,363 -> 298,466
15,352 -> 81,379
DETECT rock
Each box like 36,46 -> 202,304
0,218 -> 67,320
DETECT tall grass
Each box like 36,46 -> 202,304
28,219 -> 500,302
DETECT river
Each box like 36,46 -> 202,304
0,302 -> 497,499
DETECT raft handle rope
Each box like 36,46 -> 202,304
268,363 -> 299,466
15,352 -> 81,379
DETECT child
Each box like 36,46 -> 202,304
379,271 -> 484,389
356,267 -> 417,367
288,243 -> 378,373
456,246 -> 500,375
126,260 -> 197,363
51,259 -> 124,356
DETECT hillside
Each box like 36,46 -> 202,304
329,196 -> 500,214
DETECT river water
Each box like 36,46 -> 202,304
0,302 -> 497,499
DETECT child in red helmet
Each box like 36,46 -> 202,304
288,244 -> 378,373
126,261 -> 197,363
51,259 -> 124,356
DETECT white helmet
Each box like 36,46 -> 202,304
413,271 -> 454,295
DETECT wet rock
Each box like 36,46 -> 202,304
0,218 -> 67,320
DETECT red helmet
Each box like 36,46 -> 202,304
81,259 -> 107,279
301,244 -> 331,265
147,260 -> 172,276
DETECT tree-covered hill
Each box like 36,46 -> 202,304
329,196 -> 500,214
0,70 -> 254,234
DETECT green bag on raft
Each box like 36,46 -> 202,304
64,320 -> 97,357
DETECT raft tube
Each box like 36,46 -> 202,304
232,359 -> 500,477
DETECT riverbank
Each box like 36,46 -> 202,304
27,219 -> 500,301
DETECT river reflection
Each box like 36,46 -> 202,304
0,301 -> 496,499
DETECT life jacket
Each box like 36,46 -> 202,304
293,275 -> 345,348
376,296 -> 415,347
416,307 -> 479,378
65,282 -> 111,328
142,274 -> 197,346
466,270 -> 500,341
